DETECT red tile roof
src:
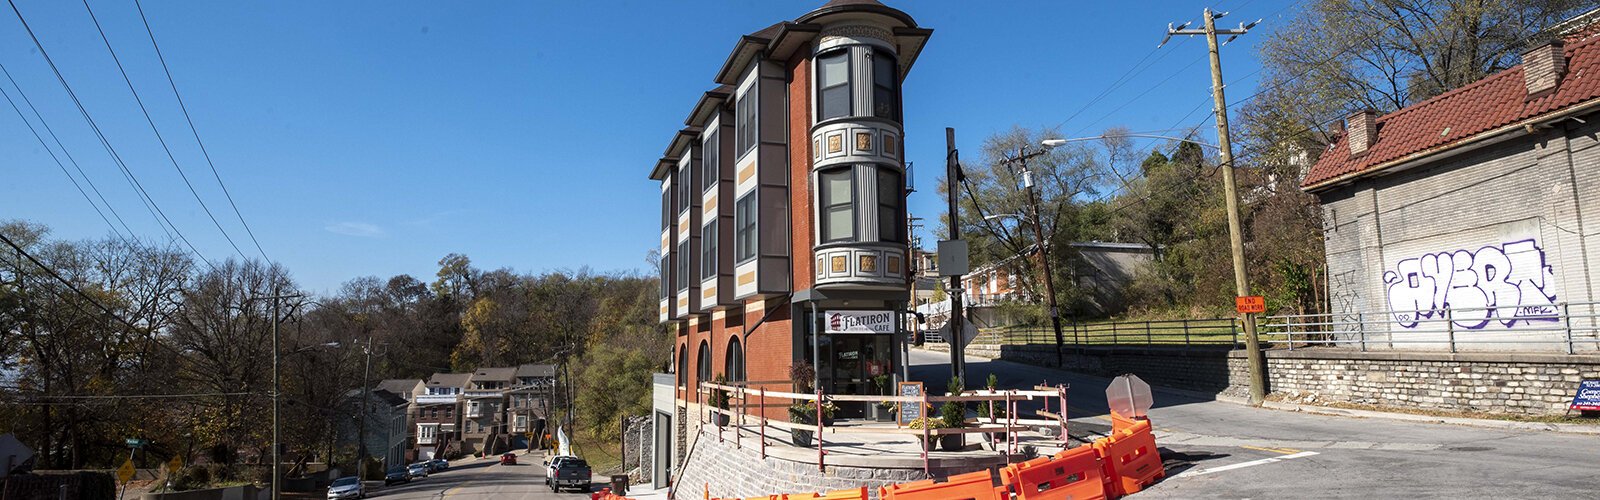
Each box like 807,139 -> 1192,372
1302,35 -> 1600,191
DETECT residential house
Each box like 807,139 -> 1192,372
374,379 -> 423,460
462,367 -> 514,455
415,372 -> 469,460
335,388 -> 409,469
1302,19 -> 1600,351
508,363 -> 557,446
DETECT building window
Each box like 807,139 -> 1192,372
702,132 -> 719,193
820,167 -> 855,243
872,50 -> 899,120
735,91 -> 756,156
701,220 -> 718,280
878,168 -> 903,242
677,345 -> 688,388
676,240 -> 689,292
696,341 -> 712,389
677,163 -> 691,215
817,50 -> 851,120
661,185 -> 671,230
725,336 -> 744,383
735,194 -> 757,263
659,254 -> 670,296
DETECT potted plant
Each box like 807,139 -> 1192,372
975,373 -> 1008,444
710,374 -> 730,426
790,362 -> 816,394
905,416 -> 943,451
938,376 -> 967,451
870,374 -> 895,421
787,400 -> 838,447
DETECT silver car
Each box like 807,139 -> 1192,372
327,476 -> 364,499
407,462 -> 429,479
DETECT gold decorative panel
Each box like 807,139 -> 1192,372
887,256 -> 901,275
859,254 -> 878,273
855,132 -> 872,152
883,135 -> 898,156
827,134 -> 843,154
831,255 -> 847,273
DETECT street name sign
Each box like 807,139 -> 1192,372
1235,296 -> 1266,314
1571,379 -> 1600,411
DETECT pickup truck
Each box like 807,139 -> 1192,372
547,457 -> 592,492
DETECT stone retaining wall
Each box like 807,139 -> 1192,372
926,342 -> 1600,416
673,426 -> 1001,500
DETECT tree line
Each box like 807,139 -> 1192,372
0,219 -> 664,470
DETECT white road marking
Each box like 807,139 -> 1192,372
1187,451 -> 1320,476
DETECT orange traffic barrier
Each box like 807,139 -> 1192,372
999,445 -> 1110,500
880,469 -> 1002,500
811,487 -> 868,500
1108,412 -> 1147,434
1094,419 -> 1164,496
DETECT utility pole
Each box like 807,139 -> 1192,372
944,127 -> 966,383
1005,147 -> 1067,368
1168,9 -> 1265,405
356,331 -> 374,466
257,291 -> 304,500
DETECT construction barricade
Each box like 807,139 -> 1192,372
879,469 -> 1002,500
1094,419 -> 1164,496
999,445 -> 1110,500
808,487 -> 868,499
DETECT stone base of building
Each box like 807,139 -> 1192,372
673,424 -> 1011,500
922,343 -> 1600,416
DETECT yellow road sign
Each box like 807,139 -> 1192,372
117,459 -> 135,483
166,455 -> 183,473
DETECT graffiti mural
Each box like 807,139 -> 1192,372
1382,239 -> 1558,329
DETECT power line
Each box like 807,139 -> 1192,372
131,0 -> 271,263
0,231 -> 150,335
78,0 -> 251,262
0,82 -> 127,244
6,0 -> 215,270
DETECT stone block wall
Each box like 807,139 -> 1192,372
931,342 -> 1600,416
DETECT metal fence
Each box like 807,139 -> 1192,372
1259,301 -> 1600,354
940,301 -> 1600,354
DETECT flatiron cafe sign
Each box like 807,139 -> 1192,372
825,310 -> 895,334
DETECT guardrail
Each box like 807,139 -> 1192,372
692,381 -> 1070,477
976,318 -> 1240,347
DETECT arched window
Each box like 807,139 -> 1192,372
677,344 -> 688,388
696,341 -> 712,387
725,336 -> 745,383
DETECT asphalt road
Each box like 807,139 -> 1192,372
362,452 -> 601,500
908,348 -> 1598,498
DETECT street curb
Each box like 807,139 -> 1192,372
1212,394 -> 1600,435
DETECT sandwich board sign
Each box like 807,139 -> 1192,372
896,382 -> 924,427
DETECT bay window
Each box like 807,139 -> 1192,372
736,92 -> 756,156
817,50 -> 851,120
676,240 -> 689,292
735,194 -> 757,262
820,168 -> 855,243
878,169 -> 903,242
702,132 -> 719,192
677,164 -> 691,215
872,50 -> 899,120
701,220 -> 717,280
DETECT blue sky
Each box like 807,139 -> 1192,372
1,0 -> 1290,295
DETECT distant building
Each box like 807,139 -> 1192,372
335,389 -> 408,469
1302,27 -> 1600,350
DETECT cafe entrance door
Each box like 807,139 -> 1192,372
821,333 -> 892,418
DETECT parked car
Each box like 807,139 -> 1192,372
499,452 -> 517,465
407,462 -> 430,478
383,466 -> 410,486
427,458 -> 449,472
326,476 -> 364,499
549,457 -> 592,493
